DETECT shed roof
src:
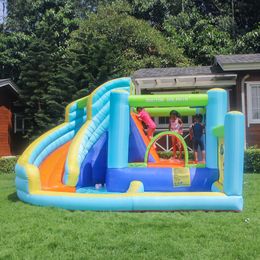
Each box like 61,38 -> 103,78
133,66 -> 223,79
215,53 -> 260,71
216,53 -> 260,64
0,79 -> 20,95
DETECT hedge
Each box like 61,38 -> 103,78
244,148 -> 260,173
0,148 -> 259,175
0,157 -> 17,174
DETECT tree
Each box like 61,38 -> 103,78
66,1 -> 188,95
236,23 -> 260,53
127,0 -> 183,28
230,0 -> 260,34
163,7 -> 234,65
18,2 -> 78,139
0,32 -> 31,80
192,0 -> 260,35
4,0 -> 260,140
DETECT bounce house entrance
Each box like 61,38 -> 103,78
145,131 -> 188,168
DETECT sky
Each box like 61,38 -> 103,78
0,0 -> 7,23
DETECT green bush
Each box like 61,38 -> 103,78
244,148 -> 260,173
0,157 -> 17,174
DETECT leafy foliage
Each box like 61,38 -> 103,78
128,0 -> 183,27
16,2 -> 79,139
236,23 -> 260,53
0,32 -> 31,81
244,148 -> 260,173
0,157 -> 17,174
66,2 -> 188,95
1,0 -> 260,138
164,7 -> 234,65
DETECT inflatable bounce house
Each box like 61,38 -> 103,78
16,77 -> 245,211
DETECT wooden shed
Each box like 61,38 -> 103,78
0,79 -> 19,156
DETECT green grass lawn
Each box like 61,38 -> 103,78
0,174 -> 260,260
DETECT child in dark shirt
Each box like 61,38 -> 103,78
189,114 -> 205,163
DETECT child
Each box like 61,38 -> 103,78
169,110 -> 183,160
189,114 -> 205,163
136,107 -> 156,140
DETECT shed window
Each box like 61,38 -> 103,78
155,116 -> 192,129
14,114 -> 28,133
158,116 -> 169,125
247,83 -> 260,125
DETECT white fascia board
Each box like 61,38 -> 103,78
133,74 -> 237,93
134,74 -> 237,82
0,79 -> 19,94
135,80 -> 236,89
137,82 -> 236,92
220,63 -> 260,71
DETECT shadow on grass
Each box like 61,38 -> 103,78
8,192 -> 19,202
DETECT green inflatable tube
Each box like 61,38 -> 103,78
145,107 -> 205,117
144,131 -> 189,167
129,94 -> 208,107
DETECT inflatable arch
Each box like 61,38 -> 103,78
144,131 -> 189,166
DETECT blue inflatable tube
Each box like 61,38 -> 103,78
17,190 -> 243,211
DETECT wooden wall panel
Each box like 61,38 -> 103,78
240,71 -> 260,147
0,89 -> 12,156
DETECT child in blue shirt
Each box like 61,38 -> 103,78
189,114 -> 205,163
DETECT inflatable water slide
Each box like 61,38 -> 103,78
16,77 -> 245,211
